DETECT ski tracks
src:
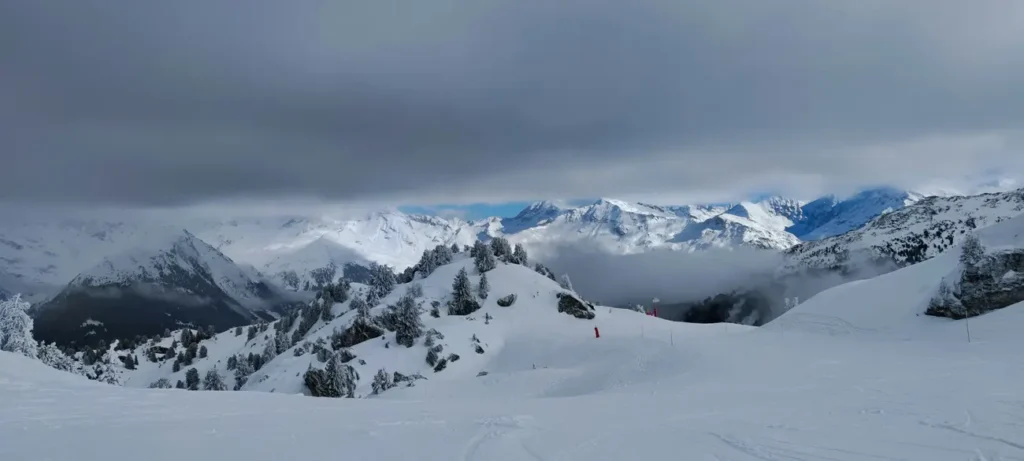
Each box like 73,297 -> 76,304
461,414 -> 547,461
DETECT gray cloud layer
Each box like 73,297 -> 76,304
2,0 -> 1023,206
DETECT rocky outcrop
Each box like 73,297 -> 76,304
926,249 -> 1024,319
556,292 -> 596,320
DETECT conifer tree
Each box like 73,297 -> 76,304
512,243 -> 529,265
199,345 -> 208,359
185,367 -> 200,390
451,242 -> 461,254
233,355 -> 254,390
474,244 -> 497,273
368,262 -> 396,300
449,267 -> 481,315
960,233 -> 985,268
371,368 -> 394,395
203,367 -> 227,391
478,272 -> 490,300
391,295 -> 423,347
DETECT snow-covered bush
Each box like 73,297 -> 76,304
496,293 -> 517,307
0,294 -> 37,358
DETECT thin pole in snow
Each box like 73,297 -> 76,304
670,330 -> 674,346
966,316 -> 972,343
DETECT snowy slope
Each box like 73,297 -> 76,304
772,211 -> 1024,340
782,188 -> 1024,274
7,249 -> 1024,460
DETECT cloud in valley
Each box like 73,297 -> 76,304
2,0 -> 1024,207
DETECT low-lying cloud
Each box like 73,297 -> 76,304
537,243 -> 784,306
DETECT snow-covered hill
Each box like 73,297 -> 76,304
31,229 -> 290,347
782,188 -> 1024,275
7,230 -> 1024,459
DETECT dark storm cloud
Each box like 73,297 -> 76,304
2,0 -> 1023,206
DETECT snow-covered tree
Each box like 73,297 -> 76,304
149,378 -> 173,389
371,368 -> 395,395
185,367 -> 200,390
233,355 -> 254,390
199,345 -> 208,358
490,237 -> 512,261
391,295 -> 423,347
279,270 -> 300,290
511,243 -> 529,265
368,262 -> 396,300
474,244 -> 497,273
203,367 -> 228,391
434,244 -> 454,266
449,267 -> 481,315
350,296 -> 371,318
559,273 -> 574,292
478,272 -> 490,300
325,351 -> 359,398
417,249 -> 438,277
451,242 -> 461,254
960,233 -> 985,267
88,351 -> 121,385
36,342 -> 84,375
0,294 -> 37,358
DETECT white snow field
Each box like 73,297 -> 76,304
5,218 -> 1024,460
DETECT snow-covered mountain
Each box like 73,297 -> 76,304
8,219 -> 1024,460
786,187 -> 925,240
0,187 -> 931,302
31,229 -> 291,347
782,188 -> 1024,275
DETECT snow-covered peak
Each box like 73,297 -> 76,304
69,228 -> 273,306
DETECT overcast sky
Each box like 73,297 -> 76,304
2,0 -> 1023,210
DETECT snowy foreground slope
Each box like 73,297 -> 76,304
6,255 -> 1024,459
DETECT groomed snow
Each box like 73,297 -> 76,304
6,231 -> 1024,459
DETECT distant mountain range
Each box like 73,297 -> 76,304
0,187 -> 935,298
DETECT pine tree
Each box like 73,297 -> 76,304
185,368 -> 200,390
199,345 -> 208,358
325,351 -> 359,398
512,243 -> 528,265
490,237 -> 512,261
449,268 -> 481,315
203,367 -> 228,391
0,294 -> 38,358
226,355 -> 238,371
559,273 -> 574,291
368,262 -> 396,300
247,325 -> 257,341
234,326 -> 243,336
417,249 -> 438,278
478,272 -> 490,300
474,244 -> 497,273
434,244 -> 454,265
960,233 -> 985,267
371,368 -> 394,395
451,242 -> 461,254
233,355 -> 254,390
176,380 -> 186,389
172,359 -> 182,373
391,295 -> 423,347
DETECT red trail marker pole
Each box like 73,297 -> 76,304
594,327 -> 600,338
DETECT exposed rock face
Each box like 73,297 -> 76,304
556,292 -> 596,320
926,250 -> 1024,319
